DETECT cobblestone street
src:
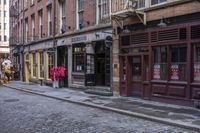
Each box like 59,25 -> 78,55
0,86 -> 197,133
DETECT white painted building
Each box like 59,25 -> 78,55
0,0 -> 10,56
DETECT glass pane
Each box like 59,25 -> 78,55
195,45 -> 200,62
132,57 -> 141,80
153,63 -> 167,80
144,55 -> 149,81
170,64 -> 186,81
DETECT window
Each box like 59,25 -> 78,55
4,11 -> 6,17
98,0 -> 109,23
194,44 -> 200,82
171,46 -> 187,81
38,10 -> 43,38
0,23 -> 1,29
137,0 -> 145,8
48,53 -> 54,79
47,5 -> 52,36
31,15 -> 35,40
73,45 -> 85,72
153,47 -> 167,80
31,0 -> 34,5
151,0 -> 166,5
39,52 -> 44,78
32,53 -> 36,77
132,57 -> 142,80
4,0 -> 6,5
4,35 -> 7,42
0,36 -> 1,41
4,23 -> 6,30
25,19 -> 28,42
77,0 -> 84,29
59,0 -> 66,33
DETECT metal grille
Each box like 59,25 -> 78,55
158,29 -> 179,41
130,33 -> 148,45
191,25 -> 200,39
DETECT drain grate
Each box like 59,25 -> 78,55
4,99 -> 20,103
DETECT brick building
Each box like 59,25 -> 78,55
10,0 -> 112,92
111,0 -> 200,106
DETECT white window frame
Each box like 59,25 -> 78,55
59,0 -> 66,33
31,15 -> 35,41
31,0 -> 34,5
76,0 -> 84,30
96,0 -> 109,24
25,19 -> 28,42
47,5 -> 52,36
38,10 -> 43,38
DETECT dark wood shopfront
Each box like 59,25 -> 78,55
119,22 -> 200,106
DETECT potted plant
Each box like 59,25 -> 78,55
50,66 -> 65,88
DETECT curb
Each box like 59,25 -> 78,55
3,84 -> 200,132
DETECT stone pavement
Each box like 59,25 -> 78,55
2,81 -> 200,132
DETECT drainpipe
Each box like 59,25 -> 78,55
53,0 -> 57,68
21,0 -> 25,81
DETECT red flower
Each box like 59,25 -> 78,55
50,66 -> 66,81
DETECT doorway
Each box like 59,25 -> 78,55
57,46 -> 68,87
130,56 -> 142,97
95,41 -> 110,86
25,61 -> 30,82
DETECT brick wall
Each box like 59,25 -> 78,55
10,0 -> 107,45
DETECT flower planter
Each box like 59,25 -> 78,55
50,66 -> 66,88
53,80 -> 59,88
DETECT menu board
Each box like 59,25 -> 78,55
171,65 -> 179,80
153,64 -> 160,80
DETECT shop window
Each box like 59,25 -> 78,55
48,53 -> 54,79
153,47 -> 167,80
73,45 -> 85,72
171,46 -> 187,81
32,53 -> 36,77
39,52 -> 44,78
194,44 -> 200,82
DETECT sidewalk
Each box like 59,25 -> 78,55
3,81 -> 200,132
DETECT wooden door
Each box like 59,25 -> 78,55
130,56 -> 143,97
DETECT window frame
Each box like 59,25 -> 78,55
39,52 -> 44,78
193,44 -> 200,82
152,46 -> 168,80
32,53 -> 37,78
151,0 -> 167,6
170,45 -> 187,81
72,44 -> 85,72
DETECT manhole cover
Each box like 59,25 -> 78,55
4,99 -> 20,103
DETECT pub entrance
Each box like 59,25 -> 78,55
85,41 -> 110,87
120,54 -> 149,98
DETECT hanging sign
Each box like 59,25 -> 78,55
171,64 -> 179,80
194,64 -> 200,81
153,64 -> 160,80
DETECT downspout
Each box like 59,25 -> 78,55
22,0 -> 25,81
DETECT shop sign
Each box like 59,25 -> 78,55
71,36 -> 87,43
194,64 -> 200,81
171,64 -> 179,80
153,64 -> 160,80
